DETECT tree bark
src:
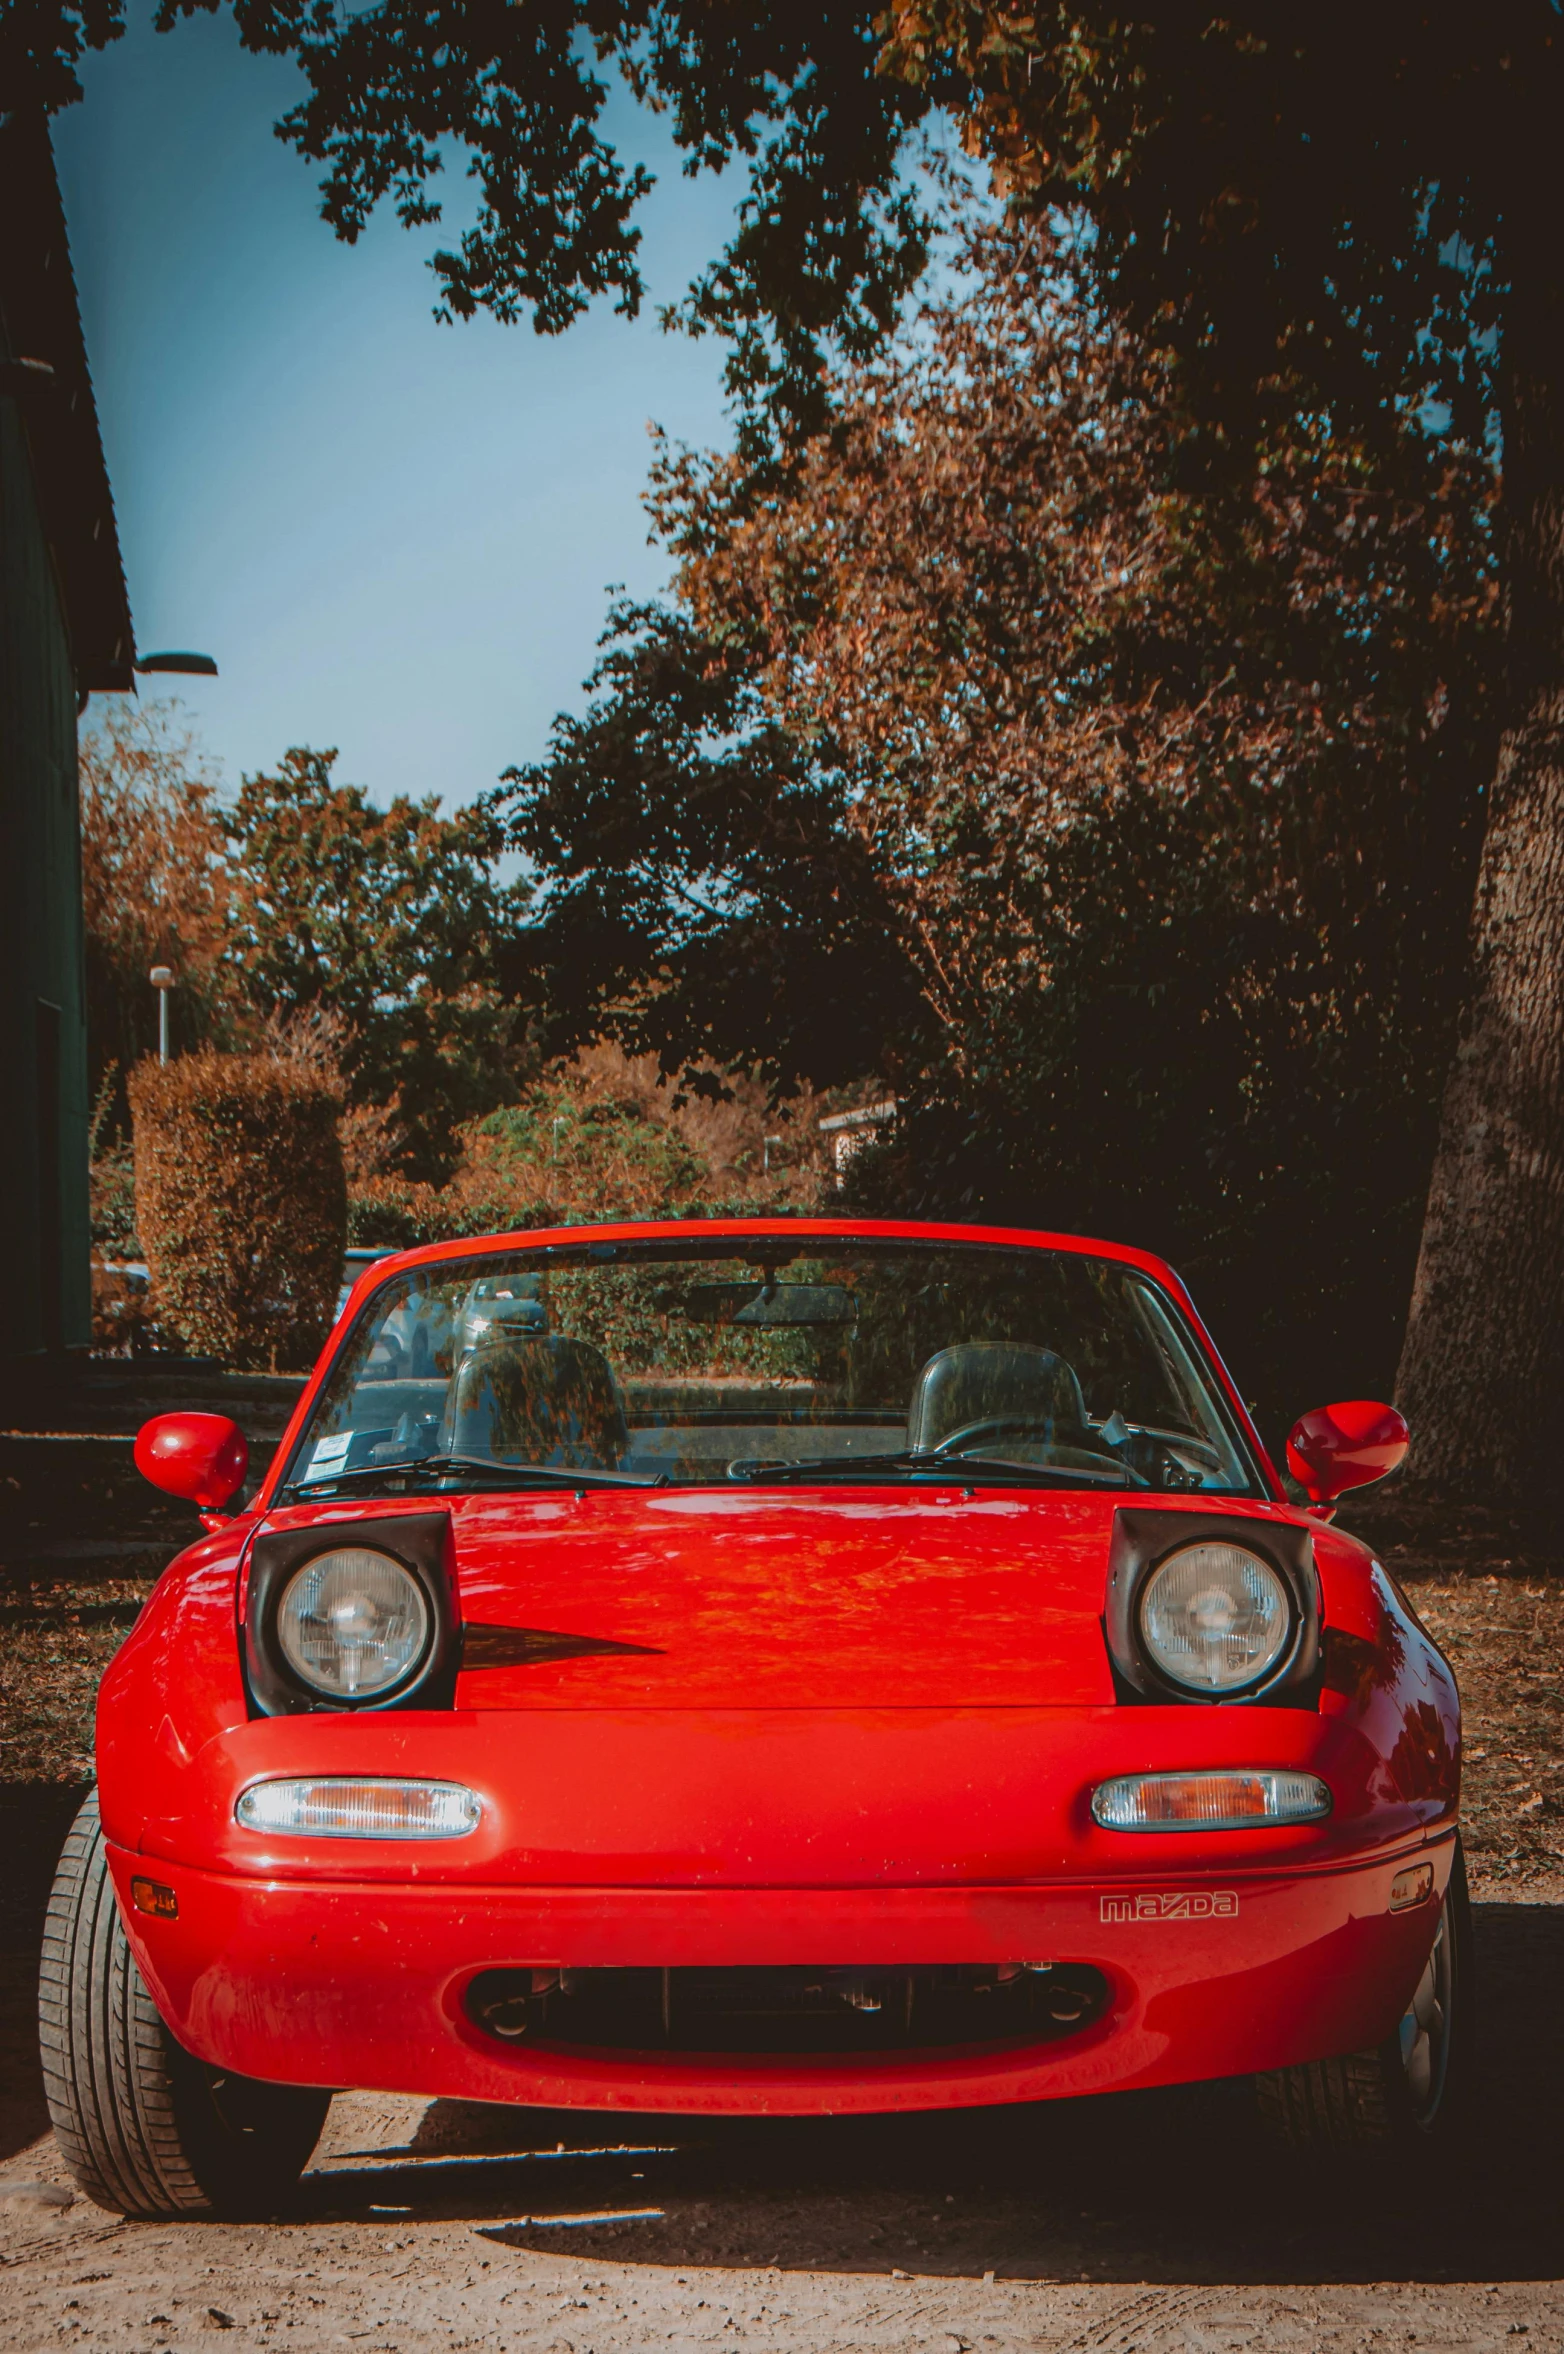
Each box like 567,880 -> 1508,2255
1396,195 -> 1564,1495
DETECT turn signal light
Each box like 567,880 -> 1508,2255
1092,1770 -> 1332,1831
235,1777 -> 481,1839
1389,1861 -> 1435,1912
130,1877 -> 178,1918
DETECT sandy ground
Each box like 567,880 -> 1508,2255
3,1956 -> 1563,2352
4,1450 -> 1564,2348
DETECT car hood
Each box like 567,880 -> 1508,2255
260,1486 -> 1304,1710
438,1485 -> 1121,1710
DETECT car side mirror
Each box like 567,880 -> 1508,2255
134,1413 -> 249,1514
1285,1400 -> 1409,1508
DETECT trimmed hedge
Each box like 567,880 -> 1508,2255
346,1173 -> 539,1250
129,1049 -> 347,1370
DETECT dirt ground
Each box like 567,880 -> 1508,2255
3,1447 -> 1564,2350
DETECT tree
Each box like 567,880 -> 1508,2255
875,7 -> 1564,1487
497,600 -> 925,1098
225,748 -> 530,1180
503,213 -> 1497,1437
346,1043 -> 827,1244
78,707 -> 533,1182
20,2 -> 931,454
34,2 -> 1557,1476
78,697 -> 236,1116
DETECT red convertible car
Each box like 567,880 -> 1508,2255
41,1219 -> 1466,2218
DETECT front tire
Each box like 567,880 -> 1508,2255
37,1790 -> 331,2218
1254,1836 -> 1473,2152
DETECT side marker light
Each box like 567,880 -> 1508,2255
1389,1861 -> 1436,1912
130,1877 -> 178,1918
1092,1770 -> 1332,1831
235,1777 -> 481,1839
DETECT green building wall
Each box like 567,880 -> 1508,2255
0,390 -> 92,1363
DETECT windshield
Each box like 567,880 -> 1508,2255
279,1235 -> 1262,1498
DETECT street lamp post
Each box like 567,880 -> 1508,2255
149,966 -> 175,1063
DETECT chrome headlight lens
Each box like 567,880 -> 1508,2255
276,1546 -> 430,1699
1138,1539 -> 1291,1693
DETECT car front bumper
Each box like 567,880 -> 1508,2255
102,1698 -> 1458,2116
108,1838 -> 1455,2117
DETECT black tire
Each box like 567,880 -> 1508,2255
37,1789 -> 331,2219
1254,1835 -> 1474,2152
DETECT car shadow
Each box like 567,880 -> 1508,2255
2,1784 -> 1557,2284
0,1782 -> 89,2167
303,1898 -> 1564,2286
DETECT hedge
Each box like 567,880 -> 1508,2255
129,1049 -> 346,1370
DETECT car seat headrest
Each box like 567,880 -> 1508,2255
907,1341 -> 1088,1455
444,1335 -> 628,1469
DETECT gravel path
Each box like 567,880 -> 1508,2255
3,1959 -> 1562,2354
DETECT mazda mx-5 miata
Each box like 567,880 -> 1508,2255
41,1219 -> 1465,2217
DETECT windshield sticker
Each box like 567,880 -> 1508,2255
305,1432 -> 353,1478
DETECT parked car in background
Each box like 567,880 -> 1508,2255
335,1247 -> 399,1323
44,1218 -> 1465,2217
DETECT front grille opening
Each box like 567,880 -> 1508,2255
465,1962 -> 1109,2057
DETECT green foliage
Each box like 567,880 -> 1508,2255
88,1145 -> 137,1258
345,1177 -> 519,1254
477,1089 -> 705,1212
346,1047 -> 824,1250
225,748 -> 530,1181
32,0 -> 1532,1435
20,4 -> 1544,469
496,602 -> 927,1093
19,3 -> 931,455
77,712 -> 526,1181
882,6 -> 1516,456
86,1068 -> 138,1257
79,701 -> 238,1133
129,1048 -> 347,1370
504,213 -> 1498,1438
540,1259 -> 820,1383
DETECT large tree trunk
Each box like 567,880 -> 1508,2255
1395,227 -> 1564,1495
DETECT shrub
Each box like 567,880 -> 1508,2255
90,1264 -> 153,1355
129,1049 -> 347,1370
345,1047 -> 826,1249
88,1070 -> 139,1259
89,1144 -> 139,1259
347,1172 -> 544,1249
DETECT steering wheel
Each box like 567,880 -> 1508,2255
926,1414 -> 1147,1482
927,1414 -> 1058,1455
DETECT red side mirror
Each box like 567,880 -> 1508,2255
133,1413 -> 248,1511
1286,1400 -> 1409,1505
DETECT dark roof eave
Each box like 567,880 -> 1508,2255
0,113 -> 135,691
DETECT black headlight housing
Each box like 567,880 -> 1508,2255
244,1511 -> 459,1717
1104,1507 -> 1319,1705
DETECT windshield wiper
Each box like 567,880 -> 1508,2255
284,1453 -> 665,1496
726,1450 -> 1140,1489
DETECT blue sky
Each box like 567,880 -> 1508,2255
54,8 -> 739,810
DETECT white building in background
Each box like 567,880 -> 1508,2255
818,1100 -> 897,1190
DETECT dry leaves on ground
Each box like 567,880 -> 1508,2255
0,1573 -> 160,1783
1345,1491 -> 1564,1900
